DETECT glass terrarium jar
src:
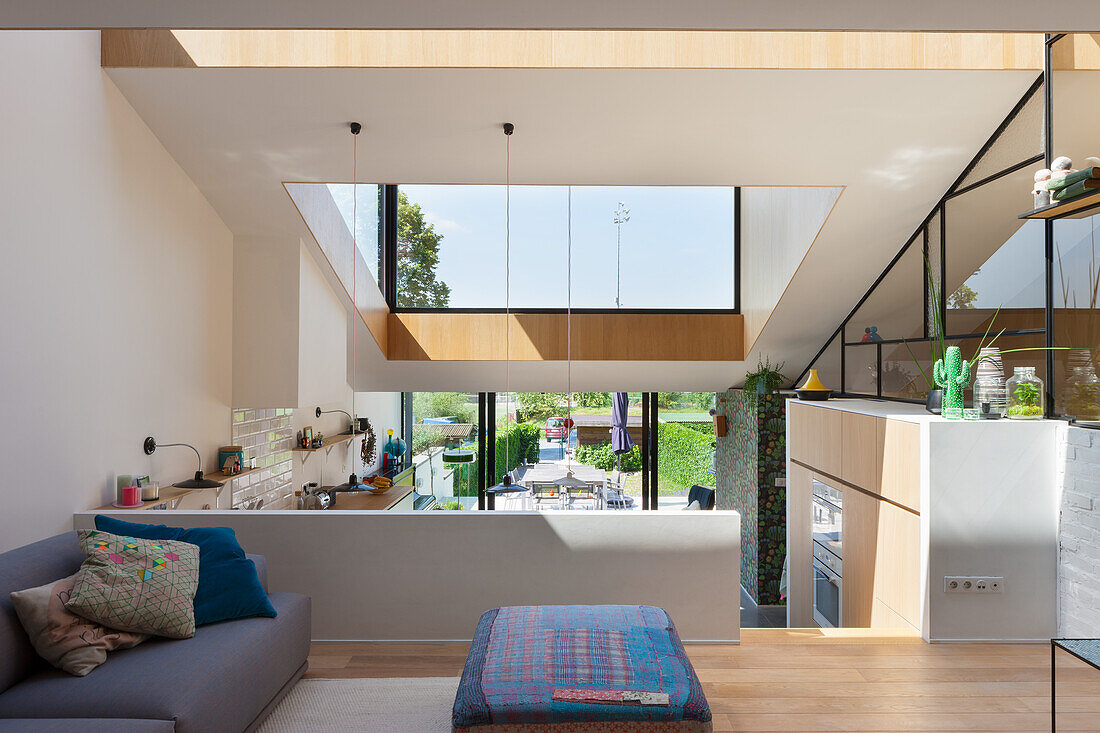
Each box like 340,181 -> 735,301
1006,366 -> 1044,420
1065,362 -> 1100,421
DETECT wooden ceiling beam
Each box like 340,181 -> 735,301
102,29 -> 1047,70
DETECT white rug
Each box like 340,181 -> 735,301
258,677 -> 460,733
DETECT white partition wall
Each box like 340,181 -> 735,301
75,511 -> 741,642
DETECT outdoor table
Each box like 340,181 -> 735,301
511,464 -> 607,509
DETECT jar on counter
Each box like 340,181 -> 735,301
972,347 -> 1006,419
1006,366 -> 1044,420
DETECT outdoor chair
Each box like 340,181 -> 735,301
530,482 -> 560,509
604,472 -> 635,509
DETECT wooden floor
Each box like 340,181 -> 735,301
307,628 -> 1100,732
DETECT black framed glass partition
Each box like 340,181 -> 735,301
796,74 -> 1048,406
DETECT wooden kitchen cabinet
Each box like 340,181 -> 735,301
841,412 -> 884,493
880,419 -> 921,512
840,484 -> 880,628
788,402 -> 842,477
872,500 -> 921,631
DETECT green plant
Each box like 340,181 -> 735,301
1013,381 -> 1041,406
574,442 -> 642,472
433,499 -> 464,511
493,422 -> 541,484
743,357 -> 788,394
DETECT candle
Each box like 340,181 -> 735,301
121,485 -> 141,506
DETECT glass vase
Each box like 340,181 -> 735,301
1006,366 -> 1044,420
1064,355 -> 1100,422
972,347 -> 1006,419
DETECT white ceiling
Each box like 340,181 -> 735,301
106,64 -> 1038,390
9,1 -> 1100,31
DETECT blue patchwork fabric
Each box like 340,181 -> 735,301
452,605 -> 711,729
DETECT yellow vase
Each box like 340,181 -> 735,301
798,369 -> 829,391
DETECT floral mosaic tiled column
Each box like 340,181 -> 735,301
715,390 -> 787,605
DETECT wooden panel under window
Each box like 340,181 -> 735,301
386,312 -> 743,362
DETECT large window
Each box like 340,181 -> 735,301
395,185 -> 738,310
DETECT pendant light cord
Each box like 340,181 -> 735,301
504,127 -> 511,477
566,186 -> 573,474
350,125 -> 359,445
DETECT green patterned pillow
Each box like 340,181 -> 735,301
65,529 -> 200,639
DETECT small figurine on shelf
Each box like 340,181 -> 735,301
861,326 -> 883,343
1033,168 -> 1052,208
1049,156 -> 1075,188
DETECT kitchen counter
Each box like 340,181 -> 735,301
327,485 -> 414,511
790,396 -> 1060,424
787,398 -> 1061,642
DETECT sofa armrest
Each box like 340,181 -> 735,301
247,553 -> 268,592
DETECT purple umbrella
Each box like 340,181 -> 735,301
611,392 -> 635,456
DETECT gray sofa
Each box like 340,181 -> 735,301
0,532 -> 311,733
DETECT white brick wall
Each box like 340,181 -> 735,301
1059,425 -> 1100,636
228,408 -> 295,510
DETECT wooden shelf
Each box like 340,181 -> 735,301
1019,189 -> 1100,219
93,485 -> 196,512
207,465 -> 262,483
293,432 -> 360,461
293,432 -> 359,452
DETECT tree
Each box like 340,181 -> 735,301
397,192 -> 451,307
516,393 -> 565,423
949,284 -> 978,310
574,392 -> 611,408
412,392 -> 475,424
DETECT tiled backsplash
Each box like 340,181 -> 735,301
230,408 -> 295,510
1058,425 -> 1100,636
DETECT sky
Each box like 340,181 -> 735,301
329,184 -> 736,309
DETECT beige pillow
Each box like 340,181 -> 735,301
65,530 -> 200,639
11,574 -> 148,676
683,500 -> 702,511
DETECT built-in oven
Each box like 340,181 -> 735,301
811,479 -> 843,628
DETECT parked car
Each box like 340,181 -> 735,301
544,416 -> 573,441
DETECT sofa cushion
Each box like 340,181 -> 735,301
0,534 -> 85,694
94,517 -> 276,626
0,719 -> 174,732
66,530 -> 200,639
0,592 -> 310,733
10,573 -> 148,676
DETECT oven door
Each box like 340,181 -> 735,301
812,481 -> 843,559
812,551 -> 842,629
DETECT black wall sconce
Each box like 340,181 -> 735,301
143,437 -> 225,489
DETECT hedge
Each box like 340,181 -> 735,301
494,422 -> 541,484
574,442 -> 642,472
656,422 -> 715,492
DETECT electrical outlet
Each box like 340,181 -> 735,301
944,576 -> 1004,594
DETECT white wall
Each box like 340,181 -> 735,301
0,31 -> 234,552
232,236 -> 299,408
740,186 -> 841,354
1057,425 -> 1100,637
926,420 -> 1060,642
76,510 -> 741,642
